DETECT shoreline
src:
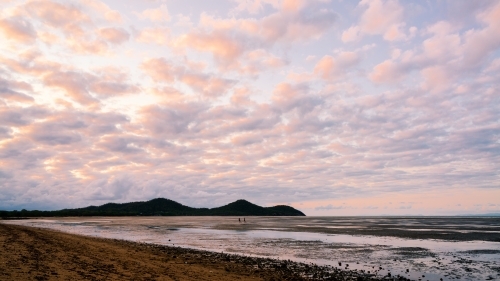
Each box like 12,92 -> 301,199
0,223 -> 405,281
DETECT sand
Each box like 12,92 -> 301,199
0,223 -> 404,281
0,223 -> 287,281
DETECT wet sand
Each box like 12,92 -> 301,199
210,216 -> 500,242
0,223 -> 392,281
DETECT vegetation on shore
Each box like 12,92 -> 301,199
0,198 -> 305,217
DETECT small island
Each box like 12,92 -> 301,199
0,198 -> 305,217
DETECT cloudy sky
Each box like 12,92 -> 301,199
0,0 -> 499,215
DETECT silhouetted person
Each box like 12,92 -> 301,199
239,218 -> 241,222
244,218 -> 246,222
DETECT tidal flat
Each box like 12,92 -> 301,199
3,216 -> 500,280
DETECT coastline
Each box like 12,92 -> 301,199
0,223 -> 401,281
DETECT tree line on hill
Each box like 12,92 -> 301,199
0,198 -> 306,217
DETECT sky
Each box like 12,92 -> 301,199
0,0 -> 499,216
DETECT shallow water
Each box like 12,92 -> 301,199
5,216 -> 500,281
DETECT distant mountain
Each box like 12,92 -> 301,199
210,199 -> 305,216
0,198 -> 305,217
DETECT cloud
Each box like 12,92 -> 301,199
43,71 -> 98,105
173,3 -> 336,69
229,0 -> 280,15
16,0 -> 127,54
81,0 -> 123,23
0,17 -> 37,44
313,52 -> 359,80
181,73 -> 235,98
315,204 -> 346,210
89,67 -> 138,97
136,27 -> 170,45
0,77 -> 34,103
85,176 -> 134,201
0,88 -> 34,103
37,65 -> 137,104
141,57 -> 177,82
97,135 -> 144,154
237,49 -> 288,75
342,0 -> 406,42
24,0 -> 90,29
368,1 -> 500,90
369,59 -> 404,83
138,4 -> 170,22
231,132 -> 264,146
174,30 -> 245,66
462,1 -> 500,67
0,0 -> 498,215
27,122 -> 83,146
98,27 -> 129,45
138,103 -> 207,137
141,57 -> 235,97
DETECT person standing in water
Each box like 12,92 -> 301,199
244,218 -> 246,222
238,218 -> 241,222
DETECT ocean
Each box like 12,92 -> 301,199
4,216 -> 500,280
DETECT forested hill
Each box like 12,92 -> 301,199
0,198 -> 306,217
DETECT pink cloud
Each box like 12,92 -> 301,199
98,27 -> 129,45
37,31 -> 59,45
314,56 -> 335,80
422,22 -> 461,62
420,66 -> 451,93
150,86 -> 186,103
313,52 -> 359,80
20,0 -> 121,54
342,0 -> 406,42
67,38 -> 109,55
174,31 -> 244,65
259,8 -> 336,43
175,4 -> 336,69
141,58 -> 177,82
272,82 -> 301,103
368,2 -> 500,89
43,71 -> 98,105
81,0 -> 123,23
136,27 -> 170,45
230,86 -> 256,107
231,132 -> 263,146
0,17 -> 37,44
462,1 -> 500,67
138,4 -> 170,22
0,50 -> 61,76
181,73 -> 234,98
25,0 -> 90,29
281,0 -> 307,13
233,49 -> 287,75
369,59 -> 403,83
328,142 -> 356,155
341,26 -> 360,42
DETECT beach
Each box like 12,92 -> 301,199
2,217 -> 500,280
0,223 -> 387,281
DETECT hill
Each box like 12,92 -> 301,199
0,198 -> 305,217
210,199 -> 305,216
